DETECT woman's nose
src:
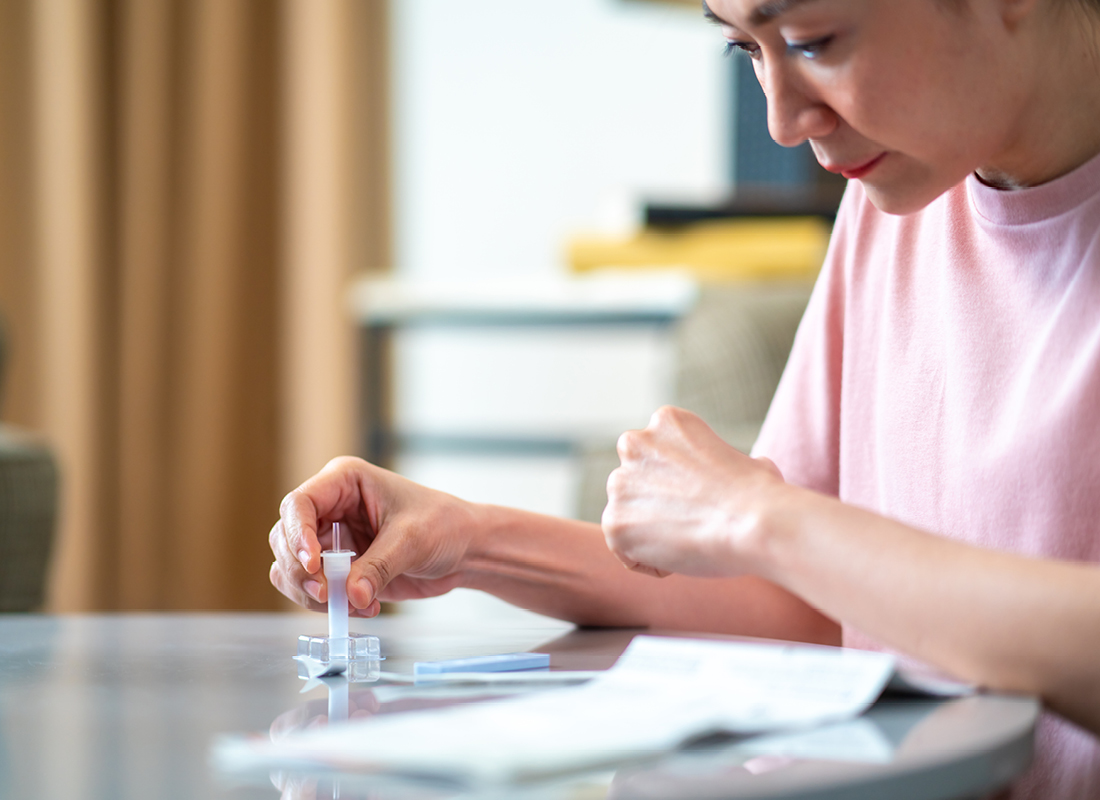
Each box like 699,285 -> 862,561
759,61 -> 837,147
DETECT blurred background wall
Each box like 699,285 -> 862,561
390,0 -> 729,283
379,0 -> 731,537
0,0 -> 389,611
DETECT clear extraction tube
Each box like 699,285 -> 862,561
321,522 -> 352,660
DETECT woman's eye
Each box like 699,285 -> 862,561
723,40 -> 761,60
785,35 -> 834,60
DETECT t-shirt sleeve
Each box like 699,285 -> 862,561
750,184 -> 858,497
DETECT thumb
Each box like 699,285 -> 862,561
346,531 -> 409,611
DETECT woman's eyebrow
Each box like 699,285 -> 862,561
750,0 -> 822,25
701,1 -> 726,25
702,0 -> 822,27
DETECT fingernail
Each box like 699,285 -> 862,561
304,580 -> 322,602
298,550 -> 311,569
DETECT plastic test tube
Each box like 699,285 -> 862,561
321,522 -> 352,661
325,678 -> 348,799
328,676 -> 349,724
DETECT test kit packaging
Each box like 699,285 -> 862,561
297,633 -> 381,682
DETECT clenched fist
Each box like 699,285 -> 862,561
602,406 -> 785,579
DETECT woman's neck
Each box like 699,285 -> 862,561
976,5 -> 1100,189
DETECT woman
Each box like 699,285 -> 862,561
269,1 -> 1100,795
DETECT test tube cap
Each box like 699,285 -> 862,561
321,550 -> 353,571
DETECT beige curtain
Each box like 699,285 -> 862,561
0,0 -> 389,611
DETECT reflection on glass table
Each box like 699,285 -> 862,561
0,614 -> 1036,800
262,678 -> 942,800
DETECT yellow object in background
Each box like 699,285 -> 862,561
567,217 -> 832,282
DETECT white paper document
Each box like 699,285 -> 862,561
213,635 -> 897,785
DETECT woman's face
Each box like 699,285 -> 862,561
705,0 -> 1046,215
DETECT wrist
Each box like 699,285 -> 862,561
734,477 -> 807,581
449,499 -> 503,590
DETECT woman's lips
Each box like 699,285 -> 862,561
830,152 -> 887,180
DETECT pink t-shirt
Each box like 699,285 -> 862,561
753,151 -> 1100,798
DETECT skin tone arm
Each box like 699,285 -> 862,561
602,406 -> 1100,737
269,457 -> 840,645
461,504 -> 839,642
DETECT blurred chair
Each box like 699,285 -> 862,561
575,282 -> 812,523
0,320 -> 59,612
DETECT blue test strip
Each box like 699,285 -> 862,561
413,652 -> 550,675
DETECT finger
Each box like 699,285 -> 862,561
270,770 -> 288,793
652,404 -> 702,428
647,404 -> 685,430
350,598 -> 382,618
269,706 -> 310,741
269,522 -> 327,611
268,559 -> 326,612
616,428 -> 645,462
269,517 -> 310,580
648,405 -> 671,429
278,774 -> 317,800
351,691 -> 381,715
270,520 -> 314,593
605,466 -> 630,504
280,490 -> 322,574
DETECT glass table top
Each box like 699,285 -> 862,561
0,613 -> 1038,800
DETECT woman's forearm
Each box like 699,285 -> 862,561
754,485 -> 1100,733
460,502 -> 841,645
270,455 -> 836,643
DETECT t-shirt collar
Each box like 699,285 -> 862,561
967,147 -> 1100,226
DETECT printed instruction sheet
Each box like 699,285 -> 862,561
214,635 -> 898,784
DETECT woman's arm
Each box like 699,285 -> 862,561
762,487 -> 1100,732
603,406 -> 1100,736
269,456 -> 839,644
458,502 -> 839,643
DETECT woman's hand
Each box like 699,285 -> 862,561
269,457 -> 477,617
602,406 -> 786,579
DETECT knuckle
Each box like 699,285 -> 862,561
323,455 -> 349,472
651,405 -> 675,426
364,556 -> 392,591
268,521 -> 283,549
605,468 -> 626,500
653,405 -> 688,428
269,564 -> 299,604
616,430 -> 640,460
279,490 -> 301,517
600,501 -> 627,536
326,454 -> 366,473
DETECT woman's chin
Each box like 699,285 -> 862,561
861,181 -> 947,217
